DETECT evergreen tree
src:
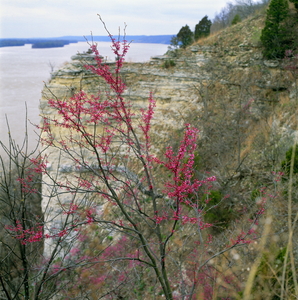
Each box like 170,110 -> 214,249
231,14 -> 242,25
194,15 -> 212,40
260,0 -> 290,59
177,25 -> 193,48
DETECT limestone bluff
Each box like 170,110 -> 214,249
39,13 -> 298,256
39,47 -> 209,254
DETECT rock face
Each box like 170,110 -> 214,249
40,12 -> 298,256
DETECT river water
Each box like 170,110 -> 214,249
0,42 -> 168,152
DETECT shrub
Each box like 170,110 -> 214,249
253,247 -> 295,299
281,145 -> 298,176
161,59 -> 176,69
203,190 -> 235,233
231,14 -> 241,25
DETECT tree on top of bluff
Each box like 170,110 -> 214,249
194,15 -> 212,40
176,24 -> 193,48
260,0 -> 291,59
169,24 -> 193,50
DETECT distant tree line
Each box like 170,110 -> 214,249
31,40 -> 70,48
0,40 -> 26,47
0,39 -> 75,48
211,0 -> 270,33
0,36 -> 174,49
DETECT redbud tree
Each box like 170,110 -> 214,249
3,21 -> 264,300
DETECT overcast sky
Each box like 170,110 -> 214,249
0,0 -> 231,38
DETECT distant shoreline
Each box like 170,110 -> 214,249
0,35 -> 173,48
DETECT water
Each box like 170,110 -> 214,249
0,42 -> 168,152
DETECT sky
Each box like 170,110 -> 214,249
0,0 -> 230,38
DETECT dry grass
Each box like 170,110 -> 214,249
194,13 -> 266,49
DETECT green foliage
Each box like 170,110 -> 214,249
203,190 -> 234,233
194,15 -> 212,40
193,150 -> 201,171
161,59 -> 176,69
251,27 -> 262,45
281,146 -> 298,203
251,188 -> 261,202
231,14 -> 241,25
253,247 -> 295,299
180,152 -> 235,234
260,0 -> 290,59
133,276 -> 146,298
281,145 -> 298,176
180,150 -> 201,180
176,25 -> 193,48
